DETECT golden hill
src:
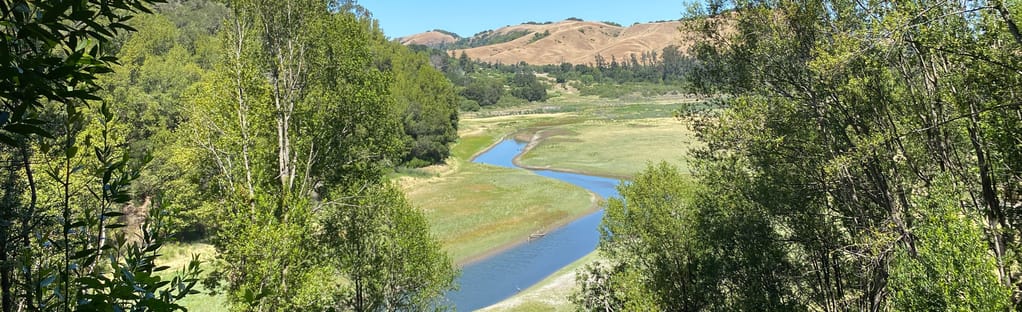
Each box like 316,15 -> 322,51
399,30 -> 459,47
436,19 -> 699,65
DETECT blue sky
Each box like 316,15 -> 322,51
359,0 -> 691,38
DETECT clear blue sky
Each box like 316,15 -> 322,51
359,0 -> 691,38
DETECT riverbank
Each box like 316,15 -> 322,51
400,134 -> 597,263
516,117 -> 701,179
394,92 -> 707,308
159,94 -> 705,311
479,252 -> 603,312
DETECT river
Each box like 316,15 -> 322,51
445,139 -> 622,311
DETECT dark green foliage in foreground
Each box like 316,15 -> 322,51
0,0 -> 203,311
580,0 -> 1022,311
4,0 -> 460,311
184,1 -> 457,309
373,38 -> 460,166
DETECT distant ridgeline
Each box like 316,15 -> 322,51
398,17 -> 700,66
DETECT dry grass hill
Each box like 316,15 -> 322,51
400,19 -> 703,65
399,30 -> 459,47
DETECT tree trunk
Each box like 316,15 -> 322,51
231,16 -> 256,213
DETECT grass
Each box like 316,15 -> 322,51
404,93 -> 708,262
176,289 -> 227,312
155,242 -> 227,311
458,92 -> 706,179
163,92 -> 711,310
518,117 -> 702,178
406,162 -> 594,263
479,252 -> 603,312
397,110 -> 607,263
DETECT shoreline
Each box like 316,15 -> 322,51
470,131 -> 633,181
455,192 -> 602,266
511,131 -> 634,181
455,135 -> 607,267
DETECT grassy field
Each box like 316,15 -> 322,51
403,161 -> 595,263
156,242 -> 226,311
458,93 -> 705,179
400,111 -> 609,263
517,117 -> 701,178
166,92 -> 707,311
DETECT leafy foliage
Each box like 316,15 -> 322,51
182,1 -> 457,310
0,0 -> 205,311
373,39 -> 460,166
509,71 -> 548,102
320,183 -> 456,311
461,78 -> 505,107
581,0 -> 1022,310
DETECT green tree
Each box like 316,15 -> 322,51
579,162 -> 796,311
373,39 -> 459,166
509,71 -> 547,102
461,78 -> 504,106
685,0 -> 1018,310
586,0 -> 1021,310
320,183 -> 455,311
458,51 -> 474,73
99,1 -> 227,237
0,0 -> 203,311
889,177 -> 1011,311
186,1 -> 456,310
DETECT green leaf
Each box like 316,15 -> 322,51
0,133 -> 16,147
110,22 -> 137,32
73,248 -> 96,259
78,276 -> 103,289
4,124 -> 53,138
39,275 -> 57,288
111,285 -> 136,300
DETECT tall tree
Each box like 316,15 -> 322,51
373,39 -> 460,166
188,1 -> 456,310
583,0 -> 1022,310
1,1 -> 203,311
509,70 -> 548,102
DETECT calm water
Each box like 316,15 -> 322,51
446,140 -> 622,311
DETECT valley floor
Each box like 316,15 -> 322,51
170,92 -> 707,311
401,92 -> 705,310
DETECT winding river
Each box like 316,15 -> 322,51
445,139 -> 622,311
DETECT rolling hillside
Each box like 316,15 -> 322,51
399,30 -> 460,46
399,19 -> 701,65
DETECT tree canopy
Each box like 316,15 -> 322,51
580,0 -> 1022,310
2,0 -> 460,311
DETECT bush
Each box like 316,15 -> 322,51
458,97 -> 480,111
509,71 -> 547,102
461,78 -> 503,106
